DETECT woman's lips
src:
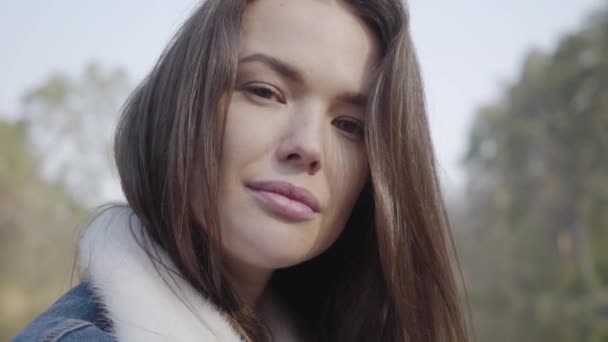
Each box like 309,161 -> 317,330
246,180 -> 320,221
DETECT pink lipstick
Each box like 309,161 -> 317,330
246,180 -> 320,221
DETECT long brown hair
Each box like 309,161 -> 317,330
113,0 -> 468,341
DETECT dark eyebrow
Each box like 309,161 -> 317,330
337,92 -> 368,108
239,53 -> 303,83
239,53 -> 368,108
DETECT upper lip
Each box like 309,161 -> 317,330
246,180 -> 321,213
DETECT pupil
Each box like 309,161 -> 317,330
257,88 -> 271,98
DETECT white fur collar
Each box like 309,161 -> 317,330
78,207 -> 300,342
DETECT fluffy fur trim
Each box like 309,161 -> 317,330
78,207 -> 244,342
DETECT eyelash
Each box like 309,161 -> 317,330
244,84 -> 285,103
333,118 -> 365,140
243,83 -> 365,140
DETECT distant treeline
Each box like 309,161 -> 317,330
455,4 -> 608,342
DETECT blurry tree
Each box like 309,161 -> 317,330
0,119 -> 88,340
21,62 -> 131,207
0,63 -> 132,339
457,4 -> 608,342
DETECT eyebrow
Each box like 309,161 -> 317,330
239,53 -> 304,83
238,53 -> 368,108
337,92 -> 368,108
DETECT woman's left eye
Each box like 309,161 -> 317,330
333,118 -> 364,140
243,84 -> 284,103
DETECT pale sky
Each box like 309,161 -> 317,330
0,0 -> 604,194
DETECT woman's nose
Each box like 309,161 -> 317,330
275,115 -> 323,175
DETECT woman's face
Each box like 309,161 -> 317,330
218,0 -> 379,270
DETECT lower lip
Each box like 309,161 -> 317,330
247,187 -> 316,221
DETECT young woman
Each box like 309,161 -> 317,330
14,0 -> 468,341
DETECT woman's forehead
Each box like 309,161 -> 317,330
239,0 -> 380,96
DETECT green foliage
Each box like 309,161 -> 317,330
458,4 -> 608,342
0,120 -> 29,185
0,119 -> 90,341
0,61 -> 130,340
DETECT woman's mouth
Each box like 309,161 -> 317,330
245,180 -> 320,221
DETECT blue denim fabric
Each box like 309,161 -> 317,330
11,282 -> 115,342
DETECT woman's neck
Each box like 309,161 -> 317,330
224,255 -> 274,308
223,254 -> 301,339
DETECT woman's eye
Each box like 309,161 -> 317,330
333,118 -> 364,140
244,84 -> 284,103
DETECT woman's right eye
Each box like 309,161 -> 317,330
243,84 -> 285,104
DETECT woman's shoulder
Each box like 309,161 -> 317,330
11,281 -> 115,342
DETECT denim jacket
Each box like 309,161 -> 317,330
12,281 -> 114,342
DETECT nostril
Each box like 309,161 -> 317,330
287,153 -> 301,161
281,150 -> 321,173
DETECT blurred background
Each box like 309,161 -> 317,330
1,0 -> 607,340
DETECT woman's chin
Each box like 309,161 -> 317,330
222,221 -> 320,270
